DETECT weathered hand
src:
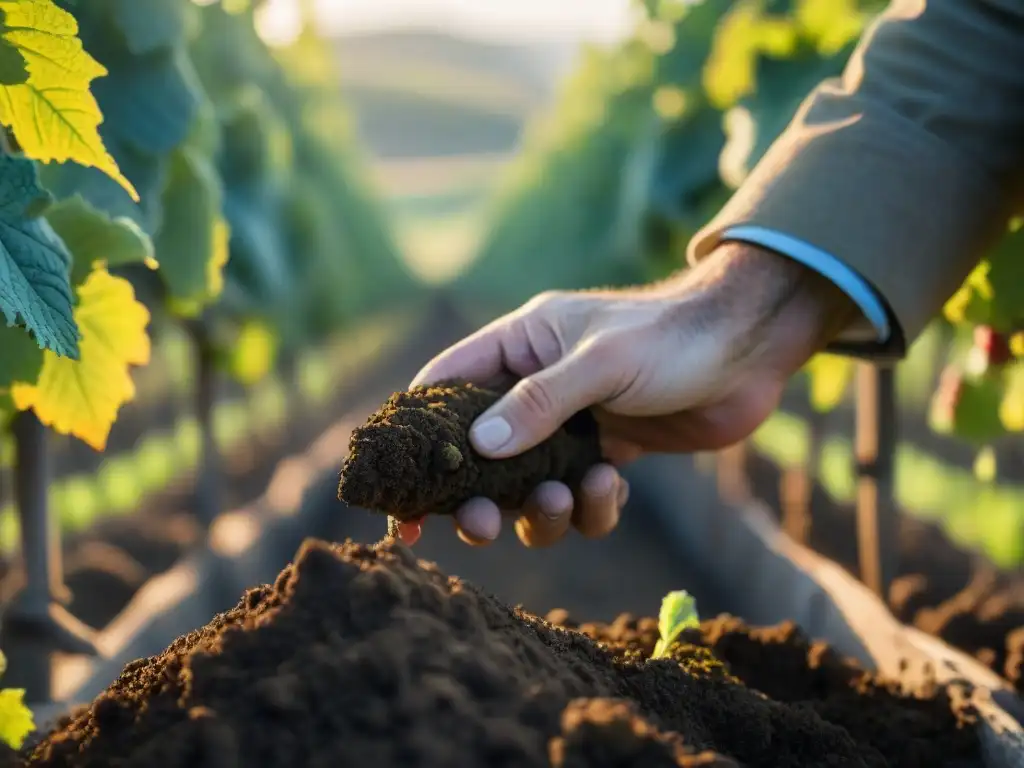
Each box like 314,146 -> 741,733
400,243 -> 855,547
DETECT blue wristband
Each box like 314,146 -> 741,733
722,225 -> 891,345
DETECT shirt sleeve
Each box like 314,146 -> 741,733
721,225 -> 892,356
691,0 -> 1024,361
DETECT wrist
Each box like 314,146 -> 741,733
675,242 -> 857,373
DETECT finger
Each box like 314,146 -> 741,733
454,497 -> 502,545
617,479 -> 630,509
515,481 -> 573,548
572,464 -> 622,539
411,321 -> 508,389
470,343 -> 611,459
410,312 -> 547,389
396,521 -> 421,546
599,434 -> 644,467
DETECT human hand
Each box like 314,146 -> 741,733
398,243 -> 855,547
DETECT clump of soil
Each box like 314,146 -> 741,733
24,539 -> 981,768
338,381 -> 604,519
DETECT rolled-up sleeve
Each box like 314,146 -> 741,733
690,0 -> 1024,360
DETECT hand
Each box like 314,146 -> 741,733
399,243 -> 856,547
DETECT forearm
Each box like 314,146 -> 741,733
690,0 -> 1024,358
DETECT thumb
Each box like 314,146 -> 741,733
469,348 -> 606,458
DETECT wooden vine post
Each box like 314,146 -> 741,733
854,362 -> 899,599
191,321 -> 221,530
0,412 -> 99,704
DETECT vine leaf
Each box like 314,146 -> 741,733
0,651 -> 34,752
11,266 -> 151,450
111,0 -> 191,55
0,0 -> 138,200
156,148 -> 230,315
45,195 -> 154,286
0,9 -> 28,86
0,154 -> 79,358
805,353 -> 853,413
227,320 -> 277,386
88,48 -> 202,158
0,687 -> 33,750
0,323 -> 43,391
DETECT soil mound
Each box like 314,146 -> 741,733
24,539 -> 980,768
338,381 -> 604,519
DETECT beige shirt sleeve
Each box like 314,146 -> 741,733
688,0 -> 1024,358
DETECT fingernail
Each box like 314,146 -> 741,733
471,417 -> 512,452
583,468 -> 616,497
536,486 -> 569,520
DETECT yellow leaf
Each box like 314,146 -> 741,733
11,267 -> 150,449
229,320 -> 278,386
1011,333 -> 1024,358
0,688 -> 33,750
0,0 -> 138,200
653,86 -> 688,121
805,353 -> 853,412
1000,364 -> 1024,432
207,218 -> 231,300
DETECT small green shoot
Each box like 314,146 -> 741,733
651,590 -> 699,660
0,650 -> 34,749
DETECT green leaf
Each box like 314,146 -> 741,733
0,323 -> 43,390
155,148 -> 228,310
88,47 -> 203,157
40,133 -> 167,235
46,195 -> 154,286
648,106 -> 726,225
0,0 -> 137,199
0,9 -> 28,86
111,0 -> 190,55
0,154 -> 79,358
981,227 -> 1024,332
219,87 -> 293,184
655,0 -> 733,88
930,370 -> 1006,443
221,184 -> 292,314
652,589 -> 699,659
727,52 -> 848,182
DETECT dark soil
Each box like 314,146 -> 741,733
1,300 -> 469,633
23,539 -> 981,768
742,449 -> 1024,694
339,381 -> 604,520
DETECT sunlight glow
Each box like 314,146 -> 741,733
305,0 -> 632,44
255,0 -> 304,47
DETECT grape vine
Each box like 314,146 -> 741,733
470,0 -> 1022,448
0,0 -> 409,450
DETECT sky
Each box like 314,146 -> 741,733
255,0 -> 635,45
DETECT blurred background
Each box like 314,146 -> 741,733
4,0 -> 1024,711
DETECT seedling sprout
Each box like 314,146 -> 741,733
651,590 -> 699,659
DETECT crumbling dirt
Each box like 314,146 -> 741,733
338,381 -> 604,520
24,539 -> 980,768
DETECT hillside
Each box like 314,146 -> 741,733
331,28 -> 575,159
